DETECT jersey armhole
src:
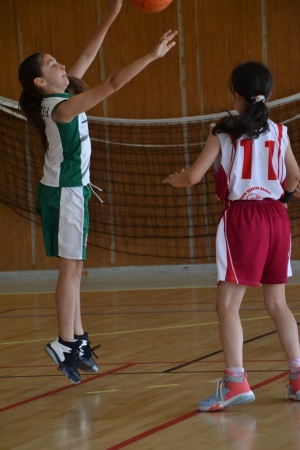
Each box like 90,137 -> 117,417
51,100 -> 69,124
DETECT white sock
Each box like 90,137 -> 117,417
226,367 -> 245,378
288,358 -> 300,374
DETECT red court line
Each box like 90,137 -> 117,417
105,371 -> 288,450
0,363 -> 135,413
250,370 -> 287,389
106,411 -> 199,450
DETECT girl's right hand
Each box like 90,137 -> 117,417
150,30 -> 178,60
106,0 -> 123,16
162,168 -> 185,186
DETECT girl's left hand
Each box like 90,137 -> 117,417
150,30 -> 178,60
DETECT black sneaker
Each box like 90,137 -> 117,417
75,333 -> 100,373
44,337 -> 81,384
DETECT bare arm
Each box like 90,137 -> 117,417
279,139 -> 300,208
67,0 -> 123,79
54,30 -> 177,123
162,130 -> 221,187
284,139 -> 300,192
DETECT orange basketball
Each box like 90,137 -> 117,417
130,0 -> 173,13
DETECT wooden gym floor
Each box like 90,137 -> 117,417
1,263 -> 300,450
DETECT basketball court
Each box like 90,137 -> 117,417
1,264 -> 300,449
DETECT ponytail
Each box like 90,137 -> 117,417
213,101 -> 270,140
18,53 -> 48,150
213,61 -> 272,140
67,76 -> 88,94
19,89 -> 47,147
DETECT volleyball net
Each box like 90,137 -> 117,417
1,94 -> 300,262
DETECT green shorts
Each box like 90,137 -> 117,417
36,183 -> 91,260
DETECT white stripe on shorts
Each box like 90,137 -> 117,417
288,234 -> 292,277
216,212 -> 238,283
216,216 -> 226,282
58,187 -> 84,260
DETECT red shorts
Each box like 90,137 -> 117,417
216,200 -> 292,286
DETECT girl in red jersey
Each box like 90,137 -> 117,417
163,61 -> 300,411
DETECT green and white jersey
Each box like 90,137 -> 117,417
40,93 -> 91,187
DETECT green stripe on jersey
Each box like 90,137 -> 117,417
56,118 -> 83,186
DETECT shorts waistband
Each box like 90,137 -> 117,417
226,198 -> 278,207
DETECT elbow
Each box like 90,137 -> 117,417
108,74 -> 122,93
292,168 -> 300,185
287,169 -> 300,191
181,166 -> 203,186
184,173 -> 198,187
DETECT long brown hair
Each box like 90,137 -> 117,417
18,53 -> 88,150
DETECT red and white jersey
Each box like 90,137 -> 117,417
213,120 -> 288,202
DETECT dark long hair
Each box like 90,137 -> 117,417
18,53 -> 88,150
212,61 -> 273,140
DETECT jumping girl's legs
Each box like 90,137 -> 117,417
73,280 -> 100,373
55,258 -> 84,341
45,257 -> 99,381
44,258 -> 84,384
73,269 -> 84,337
62,258 -> 99,374
198,281 -> 255,412
263,283 -> 300,401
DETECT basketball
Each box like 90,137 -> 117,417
130,0 -> 173,13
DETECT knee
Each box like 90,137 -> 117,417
60,259 -> 83,278
216,301 -> 233,317
265,300 -> 287,319
74,261 -> 83,277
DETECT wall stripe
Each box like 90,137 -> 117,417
177,0 -> 195,262
261,0 -> 268,65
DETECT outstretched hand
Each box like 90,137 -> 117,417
163,168 -> 185,186
151,30 -> 178,59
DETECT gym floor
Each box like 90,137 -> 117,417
1,263 -> 300,449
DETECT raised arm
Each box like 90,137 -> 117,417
162,130 -> 221,187
54,30 -> 177,123
67,0 -> 123,79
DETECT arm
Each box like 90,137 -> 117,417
162,130 -> 221,187
294,182 -> 300,199
67,0 -> 123,79
284,140 -> 300,192
280,139 -> 300,207
54,30 -> 177,123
